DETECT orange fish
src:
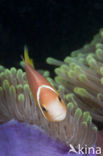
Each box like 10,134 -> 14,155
24,47 -> 67,122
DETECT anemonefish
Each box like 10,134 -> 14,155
24,47 -> 67,122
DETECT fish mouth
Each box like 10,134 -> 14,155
55,113 -> 66,121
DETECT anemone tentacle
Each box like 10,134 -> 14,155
0,66 -> 97,148
47,29 -> 103,122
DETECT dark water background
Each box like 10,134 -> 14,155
0,0 -> 103,72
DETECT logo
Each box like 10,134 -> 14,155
69,144 -> 77,153
69,144 -> 101,155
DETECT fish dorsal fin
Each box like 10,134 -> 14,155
24,46 -> 34,68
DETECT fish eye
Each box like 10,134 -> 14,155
58,96 -> 62,102
41,106 -> 47,112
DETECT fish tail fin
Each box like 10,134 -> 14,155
24,46 -> 34,68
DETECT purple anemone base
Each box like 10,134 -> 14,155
0,120 -> 96,156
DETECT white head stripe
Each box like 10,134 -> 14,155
37,85 -> 56,118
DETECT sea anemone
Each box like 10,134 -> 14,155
0,65 -> 97,149
0,120 -> 97,156
47,29 -> 103,123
